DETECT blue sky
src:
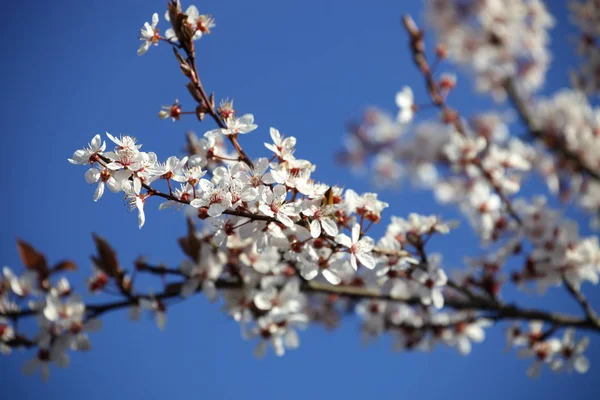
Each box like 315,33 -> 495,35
1,0 -> 599,398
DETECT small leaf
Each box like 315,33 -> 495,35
52,260 -> 78,273
16,239 -> 49,277
91,234 -> 122,278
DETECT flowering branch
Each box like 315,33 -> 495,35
2,0 -> 599,383
504,79 -> 600,181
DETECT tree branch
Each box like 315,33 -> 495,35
563,277 -> 600,330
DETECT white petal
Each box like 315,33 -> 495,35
457,337 -> 471,355
574,356 -> 590,374
322,269 -> 341,285
431,289 -> 444,309
300,264 -> 318,281
277,213 -> 294,228
321,218 -> 338,237
93,182 -> 105,201
202,281 -> 218,302
309,220 -> 321,238
335,233 -> 352,248
351,224 -> 361,243
466,325 -> 485,342
85,168 -> 100,184
254,293 -> 273,310
355,252 -> 375,269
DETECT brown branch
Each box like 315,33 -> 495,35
563,277 -> 600,330
4,275 -> 599,350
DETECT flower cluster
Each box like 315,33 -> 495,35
529,90 -> 600,227
1,0 -> 598,384
568,0 -> 600,95
1,265 -> 101,381
506,322 -> 590,377
426,0 -> 554,100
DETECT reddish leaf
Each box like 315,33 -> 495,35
91,234 -> 121,278
52,260 -> 78,272
16,239 -> 49,277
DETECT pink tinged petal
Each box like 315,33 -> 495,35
180,278 -> 200,298
156,312 -> 167,331
85,168 -> 100,184
355,252 -> 375,269
335,233 -> 352,248
321,218 -> 338,237
21,358 -> 39,376
93,182 -> 105,202
322,269 -> 341,285
574,356 -> 590,373
309,220 -> 321,238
